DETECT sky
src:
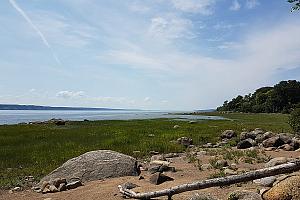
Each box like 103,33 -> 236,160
0,0 -> 300,110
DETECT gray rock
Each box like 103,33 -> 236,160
224,168 -> 237,175
12,187 -> 21,192
240,132 -> 257,140
121,182 -> 139,189
150,155 -> 166,162
265,157 -> 288,167
216,160 -> 228,168
228,190 -> 262,200
66,181 -> 83,190
221,130 -> 236,139
278,144 -> 294,151
237,138 -> 256,149
57,183 -> 66,192
164,153 -> 179,158
201,164 -> 213,170
262,137 -> 285,148
173,125 -> 180,129
149,172 -> 174,185
38,150 -> 140,185
48,185 -> 58,193
177,137 -> 193,147
253,176 -> 276,187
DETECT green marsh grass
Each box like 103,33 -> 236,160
0,113 -> 291,188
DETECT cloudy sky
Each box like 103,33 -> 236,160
0,0 -> 299,110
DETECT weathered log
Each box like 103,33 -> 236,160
118,160 -> 300,199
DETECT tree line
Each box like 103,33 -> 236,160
217,80 -> 300,113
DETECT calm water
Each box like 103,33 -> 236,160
0,110 -> 224,125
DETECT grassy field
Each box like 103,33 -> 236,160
0,113 -> 291,188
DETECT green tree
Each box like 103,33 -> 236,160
288,108 -> 300,133
288,0 -> 300,11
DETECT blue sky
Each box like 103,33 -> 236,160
0,0 -> 299,110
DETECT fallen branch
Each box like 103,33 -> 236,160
118,161 -> 300,199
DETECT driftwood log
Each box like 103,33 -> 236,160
118,161 -> 300,199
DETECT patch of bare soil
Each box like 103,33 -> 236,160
1,149 -> 300,200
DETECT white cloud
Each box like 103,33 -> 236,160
245,0 -> 260,9
144,97 -> 151,102
170,0 -> 216,15
56,91 -> 85,99
148,15 -> 195,40
230,0 -> 241,11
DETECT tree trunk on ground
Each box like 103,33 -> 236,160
118,161 -> 300,199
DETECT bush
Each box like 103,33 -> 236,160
288,108 -> 300,133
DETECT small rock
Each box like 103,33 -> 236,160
253,176 -> 276,187
262,137 -> 285,148
12,187 -> 21,192
121,182 -> 139,189
42,187 -> 51,194
173,125 -> 180,129
49,185 -> 58,193
8,190 -> 13,194
150,155 -> 166,162
57,183 -> 66,192
240,132 -> 257,140
66,181 -> 83,190
164,153 -> 179,158
230,163 -> 238,170
278,144 -> 294,151
50,178 -> 67,188
221,130 -> 236,139
150,160 -> 170,166
189,121 -> 197,124
149,172 -> 174,185
224,168 -> 237,175
177,137 -> 193,147
264,147 -> 277,151
216,160 -> 228,168
201,164 -> 213,170
203,143 -> 213,148
237,138 -> 256,149
228,190 -> 262,200
265,157 -> 288,167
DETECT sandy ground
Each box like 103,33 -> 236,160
1,150 -> 300,200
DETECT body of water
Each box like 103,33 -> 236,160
0,110 -> 223,125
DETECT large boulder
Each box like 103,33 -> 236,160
262,137 -> 285,148
221,130 -> 236,139
38,150 -> 140,185
262,176 -> 300,200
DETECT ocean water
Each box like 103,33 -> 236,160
0,110 -> 224,125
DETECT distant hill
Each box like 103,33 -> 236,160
0,104 -> 132,111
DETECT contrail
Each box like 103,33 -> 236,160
8,0 -> 61,65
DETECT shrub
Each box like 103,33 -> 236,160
288,108 -> 300,133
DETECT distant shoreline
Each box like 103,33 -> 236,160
0,104 -> 138,111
